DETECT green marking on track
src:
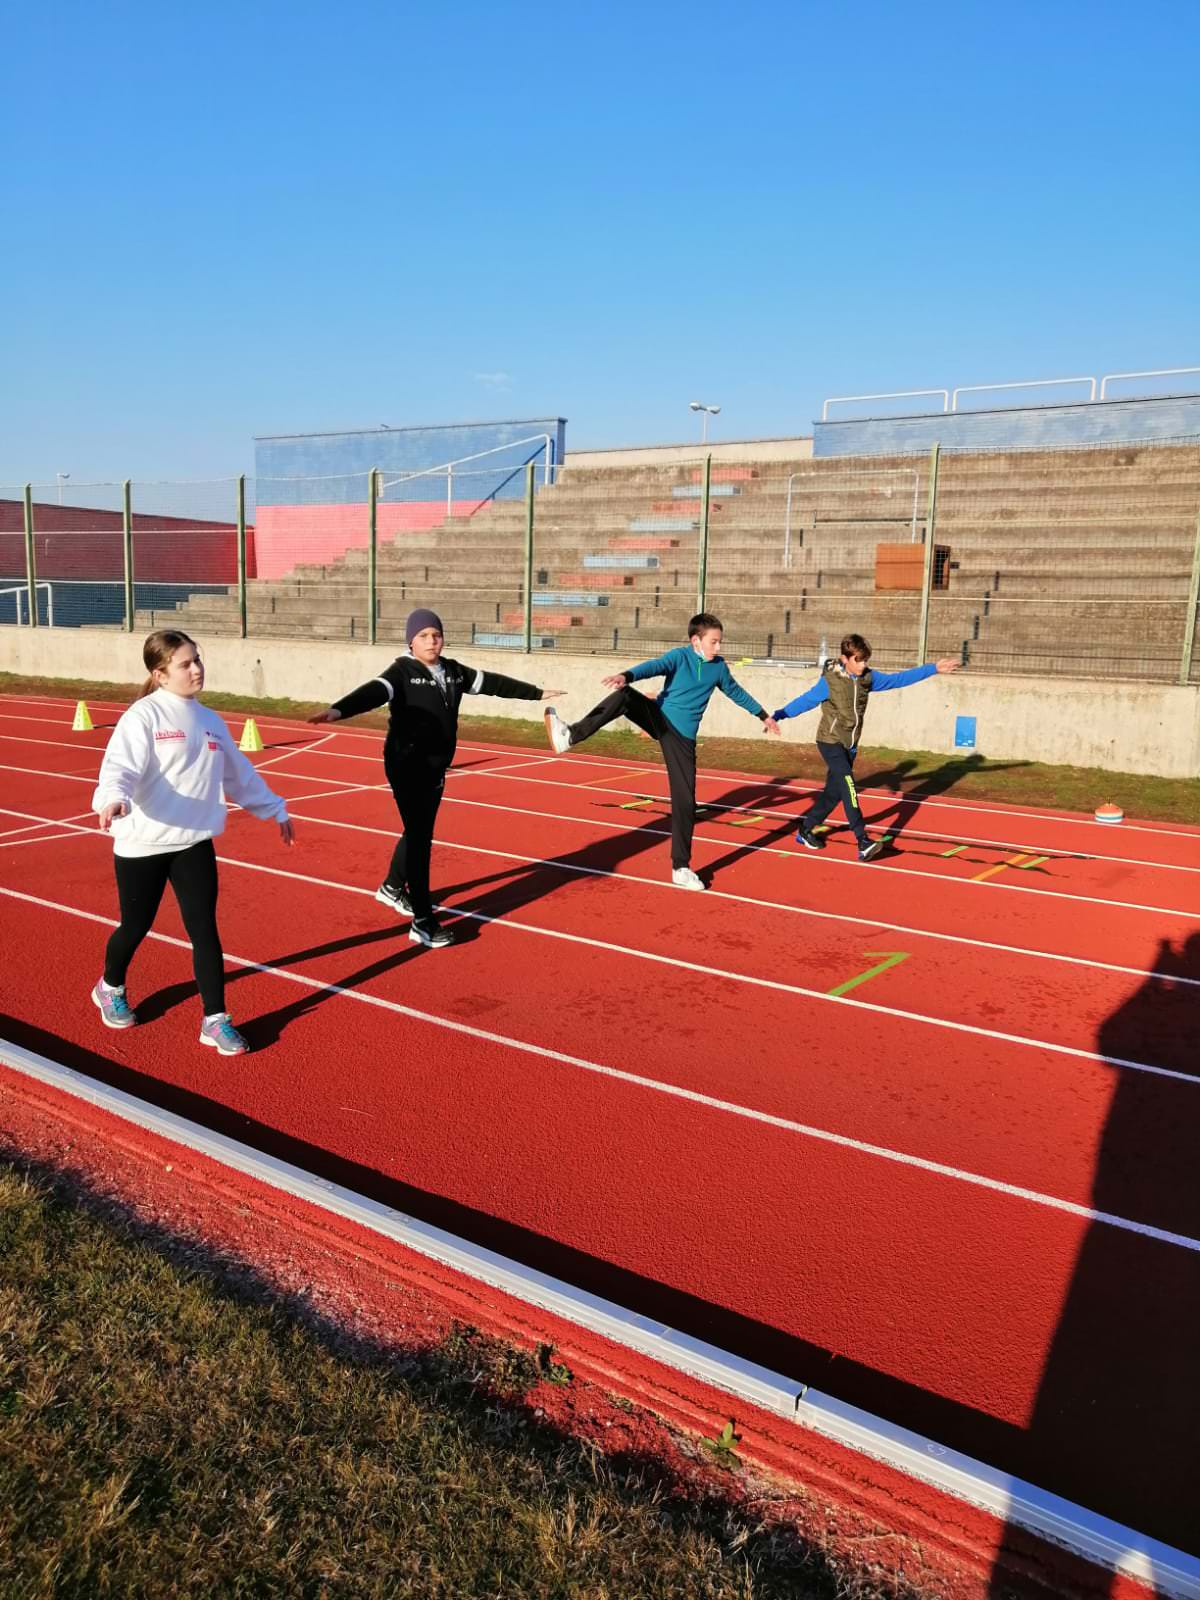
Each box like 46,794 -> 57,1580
940,844 -> 967,857
620,796 -> 657,810
729,812 -> 765,828
1014,855 -> 1050,869
827,951 -> 910,998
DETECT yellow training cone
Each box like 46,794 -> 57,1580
72,700 -> 94,732
238,716 -> 264,753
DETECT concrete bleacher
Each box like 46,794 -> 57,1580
137,441 -> 1200,682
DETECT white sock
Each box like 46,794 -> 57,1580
100,979 -> 124,995
203,1012 -> 228,1025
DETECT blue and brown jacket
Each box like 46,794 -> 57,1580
772,659 -> 937,750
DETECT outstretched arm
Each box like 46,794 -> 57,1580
718,663 -> 779,735
871,659 -> 959,691
770,677 -> 830,722
307,668 -> 399,724
465,667 -> 563,702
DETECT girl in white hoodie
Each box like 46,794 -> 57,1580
91,630 -> 294,1055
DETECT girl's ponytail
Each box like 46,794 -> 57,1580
139,630 -> 196,697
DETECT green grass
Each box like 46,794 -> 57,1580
4,669 -> 1197,824
0,1158 -> 888,1600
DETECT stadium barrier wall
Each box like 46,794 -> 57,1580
4,626 -> 1197,780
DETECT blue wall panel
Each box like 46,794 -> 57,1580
254,418 -> 567,504
812,395 -> 1200,457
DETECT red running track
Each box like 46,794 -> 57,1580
1,692 -> 1198,1554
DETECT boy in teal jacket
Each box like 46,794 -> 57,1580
545,612 -> 779,890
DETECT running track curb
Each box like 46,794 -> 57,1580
1,1039 -> 1196,1600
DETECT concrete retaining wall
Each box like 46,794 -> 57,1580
566,436 -> 814,469
4,627 -> 1198,779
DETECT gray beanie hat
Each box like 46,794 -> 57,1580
405,608 -> 444,646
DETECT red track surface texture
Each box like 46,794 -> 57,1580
1,692 -> 1198,1558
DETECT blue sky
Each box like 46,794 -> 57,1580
3,0 -> 1198,481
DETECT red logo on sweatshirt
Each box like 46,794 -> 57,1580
154,729 -> 186,741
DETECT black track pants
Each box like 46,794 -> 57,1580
803,740 -> 868,846
568,687 -> 698,869
384,762 -> 446,923
104,839 -> 225,1013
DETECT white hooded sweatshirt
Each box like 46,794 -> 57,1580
92,690 -> 289,858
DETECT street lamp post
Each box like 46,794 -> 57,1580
688,401 -> 720,443
56,472 -> 70,505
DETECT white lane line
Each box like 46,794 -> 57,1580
5,724 -> 1195,876
0,808 -> 93,840
389,793 -> 1200,921
5,795 -> 1193,989
2,880 -> 1196,1254
6,693 -> 1196,843
253,731 -> 338,773
207,853 -> 1200,1088
1,755 -> 1195,920
443,767 -> 1200,877
0,831 -> 93,852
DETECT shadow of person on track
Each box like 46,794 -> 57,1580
987,931 -> 1200,1590
851,752 -> 1030,846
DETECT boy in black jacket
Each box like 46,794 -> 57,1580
308,608 -> 562,947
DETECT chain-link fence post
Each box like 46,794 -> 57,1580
122,479 -> 134,632
22,484 -> 37,626
368,467 -> 379,646
696,452 -> 712,611
523,461 -> 535,653
915,443 -> 941,662
236,475 -> 248,639
1181,500 -> 1200,685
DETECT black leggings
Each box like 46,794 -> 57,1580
383,761 -> 446,923
804,740 -> 868,846
568,687 -> 698,869
104,840 -> 225,1013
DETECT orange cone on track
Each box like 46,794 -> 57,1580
238,717 -> 264,753
71,700 -> 93,732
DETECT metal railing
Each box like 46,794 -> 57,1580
5,438 -> 1200,685
823,364 -> 1200,420
380,432 -> 557,520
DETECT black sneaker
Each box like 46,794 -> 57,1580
375,882 -> 413,915
857,838 -> 885,862
795,823 -> 825,850
409,919 -> 455,949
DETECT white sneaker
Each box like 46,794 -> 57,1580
544,707 -> 572,754
671,866 -> 706,892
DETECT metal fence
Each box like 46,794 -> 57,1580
4,438 -> 1200,685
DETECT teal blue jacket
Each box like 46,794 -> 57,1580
625,645 -> 767,740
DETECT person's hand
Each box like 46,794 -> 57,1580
306,708 -> 341,724
762,717 -> 781,737
935,659 -> 961,674
97,801 -> 128,832
600,674 -> 627,689
279,819 -> 295,846
540,689 -> 565,700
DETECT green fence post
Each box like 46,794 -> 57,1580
916,443 -> 941,663
1180,502 -> 1200,685
523,461 -> 535,654
696,452 -> 712,611
236,475 -> 248,639
23,484 -> 37,627
122,479 -> 134,632
368,467 -> 379,646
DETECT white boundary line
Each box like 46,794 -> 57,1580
212,853 -> 1200,1089
7,720 -> 1198,877
1,1036 -> 1195,1598
4,693 -> 1197,844
4,794 -> 1195,991
0,881 -> 1196,1249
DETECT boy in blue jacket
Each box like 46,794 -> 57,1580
544,612 -> 779,890
772,632 -> 959,861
